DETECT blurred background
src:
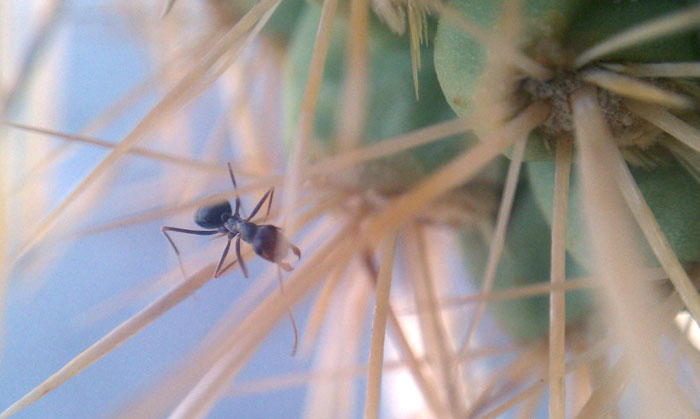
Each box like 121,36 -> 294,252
1,1 -> 322,416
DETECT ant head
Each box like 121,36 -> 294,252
194,201 -> 232,229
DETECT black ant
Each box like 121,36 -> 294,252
162,163 -> 301,354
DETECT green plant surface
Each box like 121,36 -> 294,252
563,0 -> 700,63
528,159 -> 700,269
434,0 -> 700,161
284,4 -> 475,193
460,177 -> 593,341
435,0 -> 575,113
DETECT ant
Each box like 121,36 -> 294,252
162,163 -> 301,354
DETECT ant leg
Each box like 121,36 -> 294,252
214,238 -> 233,278
217,258 -> 238,276
227,162 -> 244,217
246,188 -> 273,222
263,188 -> 274,222
235,236 -> 249,278
162,226 -> 218,278
210,233 -> 227,241
216,233 -> 241,276
278,266 -> 298,357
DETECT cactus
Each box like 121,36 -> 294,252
3,0 -> 700,418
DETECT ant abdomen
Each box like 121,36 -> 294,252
194,201 -> 232,229
253,225 -> 300,265
253,225 -> 284,262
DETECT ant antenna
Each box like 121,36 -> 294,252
278,266 -> 299,356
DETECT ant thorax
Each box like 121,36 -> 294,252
233,219 -> 258,242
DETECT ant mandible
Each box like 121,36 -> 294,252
162,163 -> 301,355
162,163 -> 301,279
